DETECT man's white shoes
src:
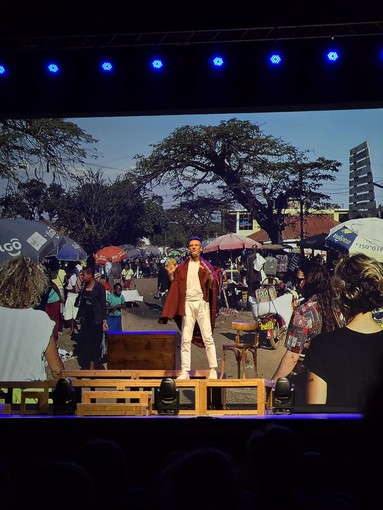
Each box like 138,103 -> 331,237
176,371 -> 190,380
177,369 -> 217,380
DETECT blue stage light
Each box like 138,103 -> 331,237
100,61 -> 113,72
212,56 -> 224,68
326,50 -> 339,62
269,53 -> 282,65
151,58 -> 164,70
0,64 -> 6,75
47,62 -> 60,74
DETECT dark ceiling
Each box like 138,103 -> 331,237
2,1 -> 383,40
1,1 -> 383,117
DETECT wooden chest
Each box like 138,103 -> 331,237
107,331 -> 178,370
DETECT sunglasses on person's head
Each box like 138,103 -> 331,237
296,277 -> 305,283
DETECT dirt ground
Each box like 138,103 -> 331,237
56,276 -> 286,384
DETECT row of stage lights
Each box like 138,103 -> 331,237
0,49 -> 343,76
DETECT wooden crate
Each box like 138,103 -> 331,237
107,331 -> 178,370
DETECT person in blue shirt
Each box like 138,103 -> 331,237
106,283 -> 125,331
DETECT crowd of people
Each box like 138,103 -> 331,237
0,234 -> 383,411
2,419 -> 381,510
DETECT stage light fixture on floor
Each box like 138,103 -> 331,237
52,378 -> 76,415
155,377 -> 179,415
272,377 -> 295,415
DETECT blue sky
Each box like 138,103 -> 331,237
70,108 -> 383,210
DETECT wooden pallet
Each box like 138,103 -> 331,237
76,403 -> 148,416
1,373 -> 273,416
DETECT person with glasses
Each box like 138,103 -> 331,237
271,259 -> 344,405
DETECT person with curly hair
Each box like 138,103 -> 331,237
271,259 -> 344,405
305,253 -> 383,409
0,256 -> 64,380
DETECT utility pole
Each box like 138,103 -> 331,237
299,167 -> 305,257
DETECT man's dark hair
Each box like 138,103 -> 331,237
188,235 -> 202,244
83,265 -> 95,277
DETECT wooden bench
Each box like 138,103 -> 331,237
0,380 -> 56,414
81,390 -> 152,415
67,378 -> 203,415
0,373 -> 273,416
61,369 -> 212,379
62,371 -> 270,416
77,403 -> 149,416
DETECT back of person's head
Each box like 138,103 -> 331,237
158,447 -> 240,510
0,256 -> 49,309
47,257 -> 60,271
244,424 -> 304,501
333,253 -> 383,321
299,260 -> 331,300
299,259 -> 342,332
26,460 -> 97,510
72,438 -> 130,505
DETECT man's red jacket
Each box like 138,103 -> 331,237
158,257 -> 218,347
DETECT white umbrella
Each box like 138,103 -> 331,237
325,217 -> 383,262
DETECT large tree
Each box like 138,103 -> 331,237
0,118 -> 98,187
134,118 -> 341,243
54,171 -> 167,254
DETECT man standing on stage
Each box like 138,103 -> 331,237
159,236 -> 218,380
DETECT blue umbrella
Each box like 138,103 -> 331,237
0,219 -> 66,264
56,235 -> 87,261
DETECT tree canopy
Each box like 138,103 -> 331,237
0,172 -> 167,254
0,118 -> 98,187
135,118 -> 341,243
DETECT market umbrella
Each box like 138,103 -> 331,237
203,233 -> 261,253
125,248 -> 142,258
95,245 -> 127,264
120,244 -> 141,258
140,245 -> 161,257
0,218 -> 66,264
203,233 -> 261,279
167,249 -> 181,257
296,233 -> 328,251
56,235 -> 87,261
325,217 -> 383,262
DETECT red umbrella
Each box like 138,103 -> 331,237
203,233 -> 261,253
95,246 -> 127,264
